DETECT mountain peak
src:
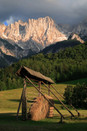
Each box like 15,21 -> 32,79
43,16 -> 53,21
0,16 -> 67,47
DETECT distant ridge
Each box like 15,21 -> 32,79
41,40 -> 82,54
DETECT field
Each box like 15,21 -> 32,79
0,83 -> 87,131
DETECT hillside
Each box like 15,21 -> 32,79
0,43 -> 87,91
41,40 -> 81,54
0,39 -> 83,67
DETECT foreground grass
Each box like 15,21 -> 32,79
0,113 -> 87,131
0,84 -> 87,131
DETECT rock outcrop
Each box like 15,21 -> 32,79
68,33 -> 84,44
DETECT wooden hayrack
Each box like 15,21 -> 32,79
16,66 -> 80,122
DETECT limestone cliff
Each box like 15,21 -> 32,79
0,16 -> 67,49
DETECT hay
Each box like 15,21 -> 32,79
28,95 -> 54,121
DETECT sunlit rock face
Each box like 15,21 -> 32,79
0,17 -> 67,60
0,16 -> 67,47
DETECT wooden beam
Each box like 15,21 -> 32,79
42,81 -> 75,117
25,76 -> 64,119
16,88 -> 23,119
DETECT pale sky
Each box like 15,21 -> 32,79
0,0 -> 87,25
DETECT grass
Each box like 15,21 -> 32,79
0,83 -> 87,131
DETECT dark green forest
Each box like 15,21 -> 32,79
0,42 -> 87,91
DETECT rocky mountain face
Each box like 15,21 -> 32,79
0,16 -> 67,59
0,49 -> 17,68
57,24 -> 73,37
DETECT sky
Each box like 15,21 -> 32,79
0,0 -> 87,25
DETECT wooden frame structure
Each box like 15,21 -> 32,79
16,66 -> 80,122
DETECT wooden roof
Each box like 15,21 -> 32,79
16,66 -> 54,84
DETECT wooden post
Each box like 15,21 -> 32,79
60,116 -> 63,123
22,78 -> 27,120
48,84 -> 50,96
38,81 -> 41,96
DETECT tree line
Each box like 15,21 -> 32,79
0,42 -> 87,91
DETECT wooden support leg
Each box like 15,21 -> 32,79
78,112 -> 80,117
16,88 -> 23,120
22,79 -> 27,120
48,84 -> 50,96
59,116 -> 63,123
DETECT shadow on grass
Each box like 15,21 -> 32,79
9,99 -> 66,105
8,99 -> 34,103
54,99 -> 65,104
0,113 -> 87,131
9,99 -> 66,104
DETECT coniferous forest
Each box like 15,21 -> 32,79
0,42 -> 87,91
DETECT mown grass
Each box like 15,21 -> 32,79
0,84 -> 87,131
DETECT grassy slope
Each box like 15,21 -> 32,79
0,84 -> 87,131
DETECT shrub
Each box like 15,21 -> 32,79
64,83 -> 87,109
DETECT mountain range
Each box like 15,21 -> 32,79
0,16 -> 87,67
0,17 -> 67,57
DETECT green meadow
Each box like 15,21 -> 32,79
0,83 -> 87,131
